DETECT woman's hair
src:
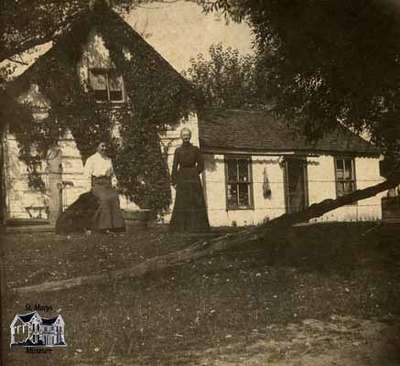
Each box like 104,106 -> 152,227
96,141 -> 107,153
180,127 -> 192,137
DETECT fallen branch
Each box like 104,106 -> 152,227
5,57 -> 28,65
11,175 -> 400,294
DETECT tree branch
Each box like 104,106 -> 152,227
5,57 -> 28,66
0,6 -> 83,63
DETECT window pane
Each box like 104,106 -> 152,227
109,74 -> 123,90
227,184 -> 238,208
94,90 -> 108,101
109,90 -> 123,101
90,70 -> 108,101
337,182 -> 344,197
344,159 -> 353,180
343,181 -> 356,195
335,159 -> 344,179
227,160 -> 238,181
238,183 -> 250,208
109,74 -> 124,101
90,71 -> 107,91
238,159 -> 249,182
336,159 -> 344,170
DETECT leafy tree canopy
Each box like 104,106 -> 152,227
184,43 -> 268,110
4,0 -> 400,156
198,0 -> 400,160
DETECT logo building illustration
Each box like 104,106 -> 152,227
10,311 -> 66,348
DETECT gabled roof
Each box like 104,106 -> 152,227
42,317 -> 58,325
12,311 -> 39,324
42,315 -> 61,325
199,109 -> 380,157
6,2 -> 193,104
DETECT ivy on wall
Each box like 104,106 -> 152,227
8,1 -> 195,212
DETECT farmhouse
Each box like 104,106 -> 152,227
199,109 -> 383,226
1,1 -> 196,224
1,1 -> 384,228
10,311 -> 66,347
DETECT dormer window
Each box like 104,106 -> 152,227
89,69 -> 124,102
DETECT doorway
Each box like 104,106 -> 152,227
284,157 -> 309,214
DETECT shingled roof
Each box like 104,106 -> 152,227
199,109 -> 380,157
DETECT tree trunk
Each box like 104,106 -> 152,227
188,174 -> 400,255
11,175 -> 400,294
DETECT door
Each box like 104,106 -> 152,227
284,158 -> 308,214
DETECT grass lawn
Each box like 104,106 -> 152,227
1,223 -> 400,365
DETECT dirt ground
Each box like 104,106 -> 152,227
1,222 -> 400,365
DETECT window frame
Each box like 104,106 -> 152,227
334,157 -> 357,201
88,68 -> 125,104
224,155 -> 254,210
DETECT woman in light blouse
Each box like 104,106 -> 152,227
83,142 -> 125,233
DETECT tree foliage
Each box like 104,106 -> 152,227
184,43 -> 268,109
199,0 -> 400,161
5,0 -> 399,156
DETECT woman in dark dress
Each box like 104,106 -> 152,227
170,128 -> 210,232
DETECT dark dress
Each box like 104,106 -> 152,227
170,142 -> 210,232
91,176 -> 126,232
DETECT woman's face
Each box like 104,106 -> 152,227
181,130 -> 191,143
97,142 -> 107,155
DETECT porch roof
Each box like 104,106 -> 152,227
199,109 -> 380,157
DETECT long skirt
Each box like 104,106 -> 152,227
91,177 -> 125,232
170,168 -> 210,232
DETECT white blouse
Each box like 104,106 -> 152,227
83,152 -> 117,188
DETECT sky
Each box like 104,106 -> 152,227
124,1 -> 254,72
4,1 -> 254,78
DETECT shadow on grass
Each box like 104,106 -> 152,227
226,222 -> 400,274
2,222 -> 400,365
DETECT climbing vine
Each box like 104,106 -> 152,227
9,2 -> 194,212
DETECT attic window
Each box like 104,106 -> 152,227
89,69 -> 124,103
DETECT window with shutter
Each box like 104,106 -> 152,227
89,69 -> 125,103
